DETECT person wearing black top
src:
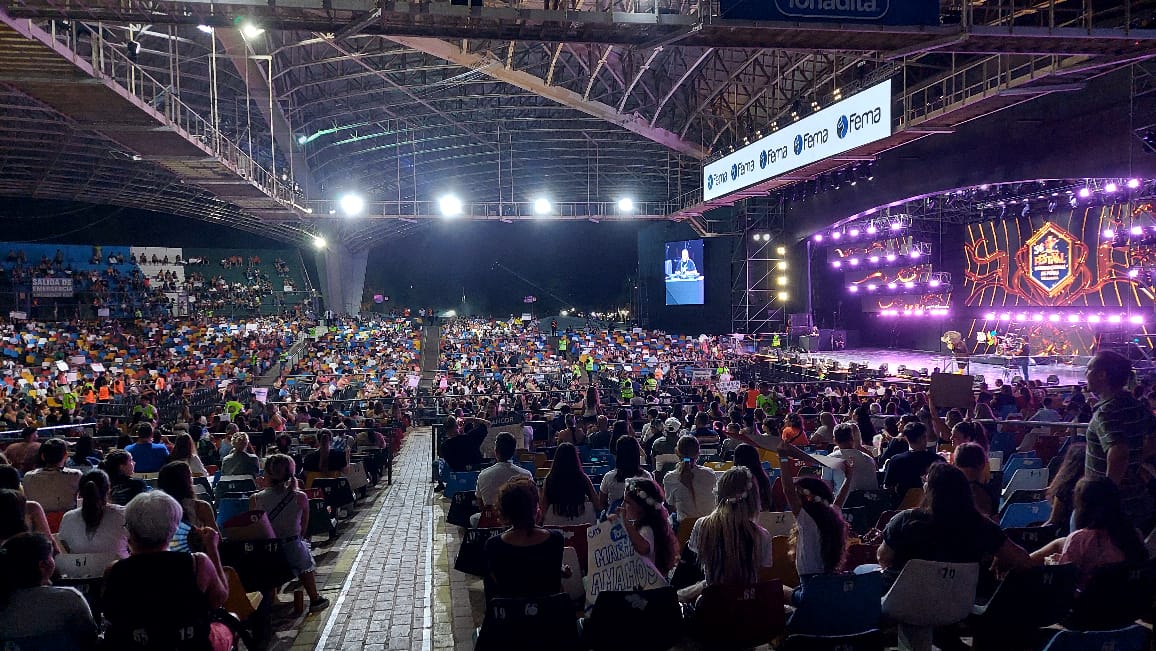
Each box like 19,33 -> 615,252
483,476 -> 565,600
883,422 -> 943,499
439,415 -> 489,472
100,450 -> 149,507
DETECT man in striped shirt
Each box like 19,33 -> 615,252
1084,350 -> 1155,530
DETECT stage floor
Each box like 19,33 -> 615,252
811,348 -> 1088,386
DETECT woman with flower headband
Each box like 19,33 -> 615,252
680,467 -> 773,602
781,454 -> 854,604
615,477 -> 678,576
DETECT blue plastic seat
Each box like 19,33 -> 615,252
1042,624 -> 1148,651
999,500 -> 1051,529
1001,456 -> 1043,487
788,571 -> 882,636
445,471 -> 480,499
214,497 -> 251,529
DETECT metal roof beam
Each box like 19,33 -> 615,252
385,36 -> 705,159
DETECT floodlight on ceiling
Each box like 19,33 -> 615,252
312,235 -> 327,249
240,21 -> 264,39
617,198 -> 634,212
338,193 -> 365,217
196,25 -> 214,34
439,195 -> 463,217
533,198 -> 551,215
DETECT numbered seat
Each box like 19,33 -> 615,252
1041,625 -> 1149,651
757,511 -> 797,538
218,539 -> 296,594
1065,561 -> 1156,631
999,501 -> 1051,529
214,498 -> 251,530
56,552 -> 119,580
1003,524 -> 1061,553
1001,469 -> 1048,505
969,563 -> 1078,651
788,571 -> 882,636
475,593 -> 579,651
881,561 -> 979,651
582,587 -> 682,651
446,490 -> 479,528
444,471 -> 480,499
689,580 -> 786,650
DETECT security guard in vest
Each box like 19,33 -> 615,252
644,375 -> 658,393
585,357 -> 596,382
60,389 -> 78,413
620,375 -> 634,401
558,335 -> 568,360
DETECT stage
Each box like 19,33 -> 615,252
804,347 -> 1089,386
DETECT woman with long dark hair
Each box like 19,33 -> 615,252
878,463 -> 1032,589
57,469 -> 129,557
1031,476 -> 1147,588
157,461 -> 218,532
99,449 -> 148,507
781,455 -> 851,603
540,442 -> 600,525
854,405 -> 877,452
619,477 -> 679,575
599,435 -> 652,507
169,433 -> 208,476
0,532 -> 97,648
733,444 -> 774,512
1044,443 -> 1086,535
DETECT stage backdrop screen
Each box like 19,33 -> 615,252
962,205 -> 1152,309
665,239 -> 705,305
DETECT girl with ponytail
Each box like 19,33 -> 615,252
662,435 -> 719,525
57,469 -> 130,558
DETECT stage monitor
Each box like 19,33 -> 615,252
665,239 -> 705,305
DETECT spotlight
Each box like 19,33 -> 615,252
1130,269 -> 1141,278
849,258 -> 859,266
890,222 -> 903,231
929,279 -> 941,288
869,256 -> 879,263
296,134 -> 308,145
849,285 -> 859,293
777,276 -> 788,286
1088,314 -> 1102,323
312,235 -> 327,249
832,261 -> 842,269
1000,313 -> 1011,321
984,312 -> 996,320
338,193 -> 365,217
439,194 -> 463,217
1016,313 -> 1027,321
909,250 -> 920,259
887,282 -> 897,289
1108,315 -> 1122,324
778,291 -> 789,301
240,21 -> 264,39
813,234 -> 824,242
1103,229 -> 1116,239
867,283 -> 877,291
849,228 -> 860,237
196,24 -> 214,33
1078,187 -> 1091,198
1049,314 -> 1061,322
831,232 -> 842,240
885,254 -> 896,262
1128,178 -> 1141,189
617,198 -> 634,212
866,224 -> 878,235
1133,226 -> 1145,236
778,261 -> 788,270
533,198 -> 551,215
1032,314 -> 1044,322
1130,315 -> 1145,324
1067,314 -> 1080,323
775,246 -> 786,255
904,281 -> 915,289
1105,182 -> 1119,193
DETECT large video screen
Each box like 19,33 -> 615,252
665,239 -> 705,305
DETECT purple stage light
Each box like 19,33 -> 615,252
1000,313 -> 1011,321
1103,229 -> 1116,239
887,282 -> 897,289
1016,313 -> 1027,321
929,279 -> 941,288
869,255 -> 880,263
831,232 -> 842,240
1128,179 -> 1141,189
1048,314 -> 1061,322
1132,226 -> 1144,236
813,234 -> 823,242
1079,187 -> 1091,198
867,284 -> 877,291
1129,268 -> 1140,278
904,281 -> 915,289
985,312 -> 996,320
1088,314 -> 1102,323
890,222 -> 902,231
849,228 -> 860,237
886,254 -> 897,262
1067,314 -> 1080,323
1108,315 -> 1122,324
832,260 -> 842,268
909,250 -> 920,259
1105,182 -> 1119,193
1131,315 -> 1145,324
1032,314 -> 1043,322
866,225 -> 878,235
848,285 -> 858,293
849,258 -> 860,266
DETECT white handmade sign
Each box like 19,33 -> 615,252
584,517 -> 667,608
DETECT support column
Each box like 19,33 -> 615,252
316,241 -> 368,316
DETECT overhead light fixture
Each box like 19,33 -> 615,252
338,193 -> 365,217
312,235 -> 327,249
777,291 -> 789,301
439,194 -> 463,217
1128,178 -> 1141,189
775,246 -> 786,255
240,21 -> 264,39
296,134 -> 308,145
196,24 -> 214,34
533,198 -> 551,215
617,198 -> 634,212
1105,181 -> 1119,193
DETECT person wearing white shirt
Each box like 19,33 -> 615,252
663,436 -> 719,524
823,423 -> 879,494
470,432 -> 531,526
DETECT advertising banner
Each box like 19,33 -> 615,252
719,0 -> 939,26
703,80 -> 892,201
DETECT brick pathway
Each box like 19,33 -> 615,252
307,427 -> 449,651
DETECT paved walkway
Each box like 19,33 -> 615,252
303,427 -> 454,651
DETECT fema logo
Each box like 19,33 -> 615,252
837,115 -> 849,139
759,149 -> 768,169
730,164 -> 738,181
793,134 -> 803,155
707,175 -> 713,190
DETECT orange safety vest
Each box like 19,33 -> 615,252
97,386 -> 110,401
155,377 -> 166,392
745,388 -> 759,410
113,379 -> 124,395
82,388 -> 96,404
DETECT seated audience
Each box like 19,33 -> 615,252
99,450 -> 149,506
824,423 -> 879,493
782,454 -> 852,603
0,477 -> 55,549
169,433 -> 208,476
157,461 -> 218,531
125,423 -> 169,473
67,434 -> 102,471
21,438 -> 83,512
600,436 -> 653,507
250,454 -> 329,612
539,442 -> 600,526
484,476 -> 565,599
663,435 -> 718,525
1044,443 -> 1086,535
1030,476 -> 1148,588
219,432 -> 260,477
616,477 -> 678,575
57,469 -> 129,557
953,442 -> 995,519
439,416 -> 489,472
0,532 -> 97,649
472,432 -> 531,526
102,491 -> 232,651
4,427 -> 41,473
733,444 -> 775,512
883,422 -> 942,498
683,467 -> 772,602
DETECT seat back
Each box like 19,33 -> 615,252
554,524 -> 590,575
974,564 -> 1078,631
446,490 -> 479,528
676,517 -> 700,547
223,566 -> 261,621
764,535 -> 800,588
999,489 -> 1048,516
444,471 -> 480,499
1066,561 -> 1156,631
842,490 -> 895,532
1002,468 -> 1048,499
475,594 -> 579,651
897,488 -> 924,510
0,632 -> 82,651
693,580 -> 786,649
56,552 -> 119,579
654,454 -> 680,473
1042,624 -> 1149,651
218,539 -> 296,593
757,511 -> 797,538
453,527 -> 503,577
1001,456 -> 1043,487
312,477 -> 356,508
216,476 -> 257,496
781,629 -> 885,651
214,497 -> 251,529
881,561 -> 979,627
999,500 -> 1051,529
1003,524 -> 1061,553
841,506 -> 870,536
586,587 -> 682,651
54,576 -> 103,621
788,571 -> 882,636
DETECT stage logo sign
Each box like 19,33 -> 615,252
1024,223 -> 1076,297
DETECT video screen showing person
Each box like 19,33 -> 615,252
665,239 -> 705,305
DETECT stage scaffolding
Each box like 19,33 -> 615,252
731,197 -> 789,335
